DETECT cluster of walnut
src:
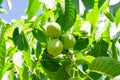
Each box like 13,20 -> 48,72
45,22 -> 76,56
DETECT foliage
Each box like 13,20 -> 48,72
0,0 -> 120,80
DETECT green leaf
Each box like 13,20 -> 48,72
80,0 -> 94,18
88,40 -> 110,57
41,54 -> 60,72
72,14 -> 81,32
102,21 -> 110,43
57,0 -> 76,32
35,9 -> 53,26
13,27 -> 19,38
0,8 -> 7,14
41,10 -> 53,27
89,57 -> 120,78
88,72 -> 102,80
75,54 -> 95,65
31,74 -> 40,80
110,1 -> 120,16
13,28 -> 23,50
26,0 -> 41,20
22,50 -> 32,69
99,0 -> 109,12
22,66 -> 29,80
69,76 -> 81,80
2,62 -> 13,77
41,54 -> 60,79
17,65 -> 29,80
21,31 -> 29,50
55,63 -> 70,80
40,73 -> 47,80
86,1 -> 99,26
71,0 -> 79,13
111,43 -> 118,60
6,46 -> 17,56
74,38 -> 89,51
36,42 -> 42,58
32,28 -> 48,43
0,30 -> 6,79
13,28 -> 29,50
30,72 -> 47,80
115,8 -> 120,26
104,10 -> 114,22
34,13 -> 43,24
98,0 -> 106,9
0,0 -> 3,5
10,71 -> 17,80
82,55 -> 95,64
35,41 -> 46,59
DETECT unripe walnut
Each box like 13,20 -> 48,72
46,22 -> 61,38
47,39 -> 63,56
60,34 -> 76,48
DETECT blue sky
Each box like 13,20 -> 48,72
0,0 -> 28,22
0,0 -> 119,22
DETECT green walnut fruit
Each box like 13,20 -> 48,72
46,22 -> 61,38
60,34 -> 76,48
47,39 -> 63,56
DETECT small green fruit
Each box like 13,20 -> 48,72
47,39 -> 63,56
46,22 -> 61,38
60,34 -> 76,48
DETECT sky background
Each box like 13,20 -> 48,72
0,0 -> 28,22
0,0 -> 119,22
